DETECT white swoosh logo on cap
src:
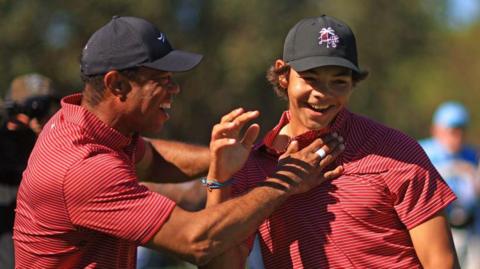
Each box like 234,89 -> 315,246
157,33 -> 165,42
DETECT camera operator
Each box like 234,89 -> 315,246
0,73 -> 59,269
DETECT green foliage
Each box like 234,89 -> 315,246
0,0 -> 478,144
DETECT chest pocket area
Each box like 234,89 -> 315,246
331,161 -> 394,219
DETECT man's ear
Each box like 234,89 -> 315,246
275,59 -> 289,89
104,71 -> 130,101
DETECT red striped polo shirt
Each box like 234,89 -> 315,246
233,109 -> 456,269
13,94 -> 176,269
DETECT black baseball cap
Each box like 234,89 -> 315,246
283,15 -> 361,73
81,16 -> 203,75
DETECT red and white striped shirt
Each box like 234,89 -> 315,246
233,109 -> 456,268
14,94 -> 176,269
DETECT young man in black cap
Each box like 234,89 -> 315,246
13,16 -> 344,268
204,15 -> 459,269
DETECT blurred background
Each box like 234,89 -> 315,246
1,1 -> 479,268
0,0 -> 479,144
0,0 -> 480,144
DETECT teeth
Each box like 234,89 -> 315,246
159,103 -> 171,109
310,104 -> 330,110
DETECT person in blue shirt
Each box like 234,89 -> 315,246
420,101 -> 479,269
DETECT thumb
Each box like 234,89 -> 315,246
241,124 -> 260,149
280,140 -> 299,160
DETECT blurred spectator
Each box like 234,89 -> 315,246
0,73 -> 60,269
419,101 -> 480,269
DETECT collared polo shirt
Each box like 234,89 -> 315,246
233,109 -> 456,269
14,94 -> 176,269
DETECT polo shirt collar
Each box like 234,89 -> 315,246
256,108 -> 350,155
61,93 -> 132,150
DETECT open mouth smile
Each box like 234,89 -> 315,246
308,103 -> 334,113
159,103 -> 171,110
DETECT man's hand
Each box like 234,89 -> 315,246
208,108 -> 260,182
267,134 -> 345,195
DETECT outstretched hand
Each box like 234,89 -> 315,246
208,108 -> 260,182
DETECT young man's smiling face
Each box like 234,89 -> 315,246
277,60 -> 354,136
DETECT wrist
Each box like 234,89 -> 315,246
201,176 -> 235,192
260,176 -> 295,195
207,170 -> 231,183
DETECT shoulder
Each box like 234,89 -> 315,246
461,144 -> 479,163
66,150 -> 135,185
347,113 -> 432,173
63,151 -> 138,206
349,113 -> 422,155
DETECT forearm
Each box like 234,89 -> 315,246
195,183 -> 288,254
148,181 -> 290,265
200,180 -> 248,267
199,244 -> 249,269
143,139 -> 210,183
205,186 -> 233,208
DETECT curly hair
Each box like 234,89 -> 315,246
265,64 -> 369,100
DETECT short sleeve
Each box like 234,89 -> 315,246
386,141 -> 456,230
64,152 -> 176,244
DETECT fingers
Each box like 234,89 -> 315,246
323,165 -> 344,180
279,140 -> 299,160
220,108 -> 259,127
303,133 -> 339,154
220,108 -> 245,123
210,137 -> 237,152
319,140 -> 345,168
316,135 -> 344,168
231,110 -> 260,133
213,110 -> 260,140
288,133 -> 340,167
241,124 -> 260,149
211,121 -> 237,140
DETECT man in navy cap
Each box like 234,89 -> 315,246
13,16 -> 344,268
420,101 -> 480,269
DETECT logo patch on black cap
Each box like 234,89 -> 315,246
318,27 -> 339,48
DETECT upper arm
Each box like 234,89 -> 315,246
137,138 -> 210,183
65,152 -> 175,243
409,211 -> 459,269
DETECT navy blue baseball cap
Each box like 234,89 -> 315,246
81,16 -> 203,75
433,101 -> 469,128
